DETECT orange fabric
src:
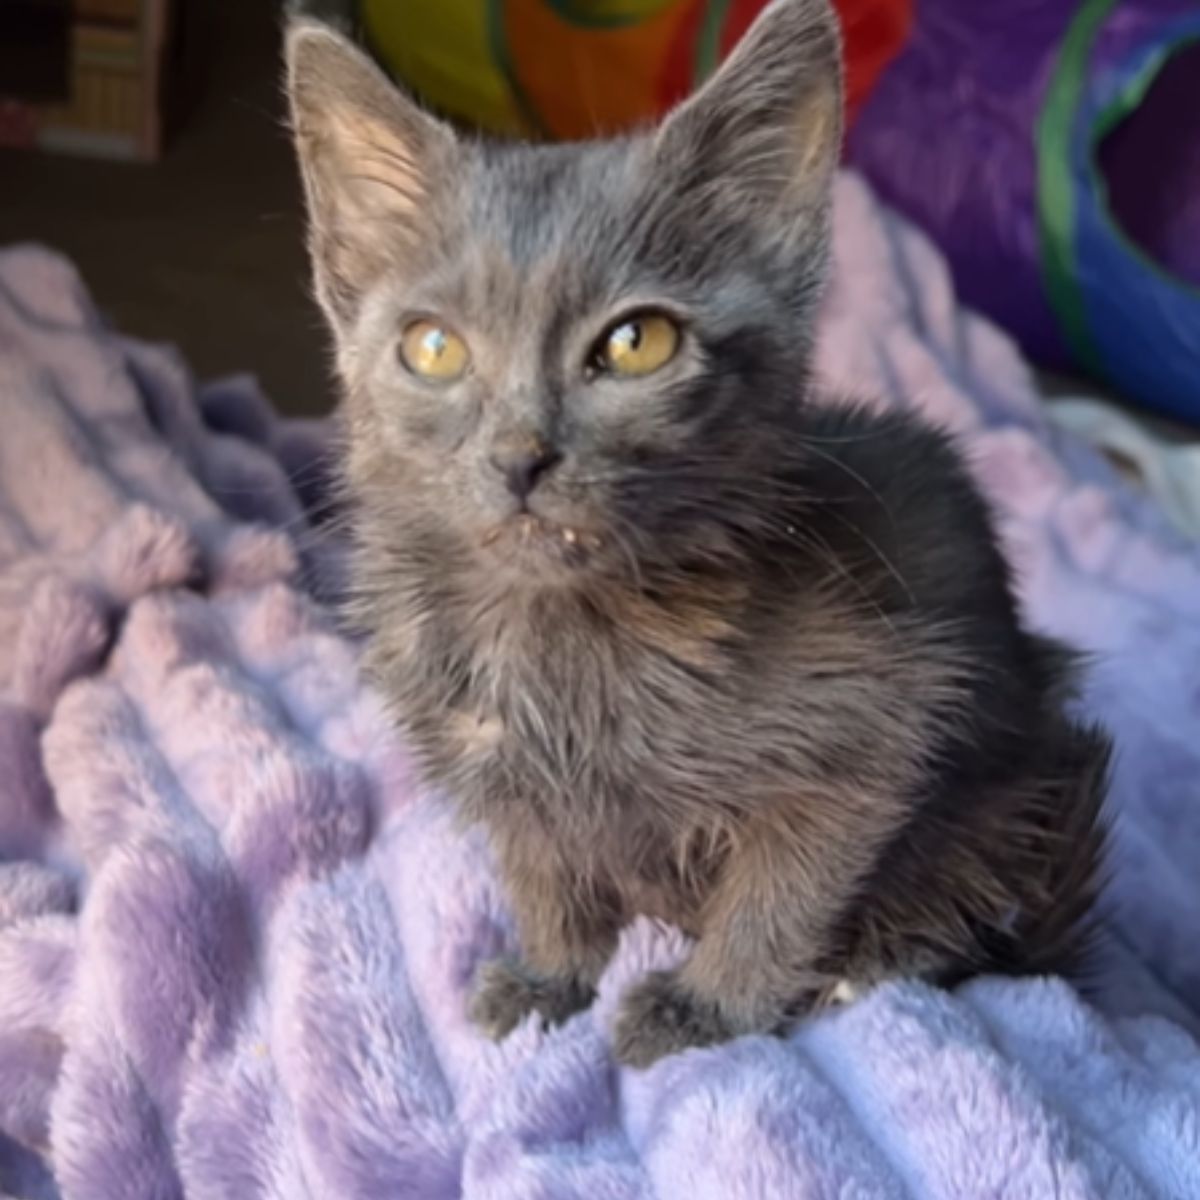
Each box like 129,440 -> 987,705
504,0 -> 692,140
367,0 -> 914,140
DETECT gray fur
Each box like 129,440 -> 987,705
286,0 -> 1110,1069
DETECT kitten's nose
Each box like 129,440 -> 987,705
489,436 -> 561,501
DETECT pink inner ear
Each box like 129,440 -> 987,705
319,110 -> 427,221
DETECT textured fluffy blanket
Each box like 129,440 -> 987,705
2,175 -> 1199,1199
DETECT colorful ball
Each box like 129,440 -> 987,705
361,0 -> 912,141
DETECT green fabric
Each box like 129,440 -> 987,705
542,0 -> 676,29
693,0 -> 735,87
1035,0 -> 1117,371
486,0 -> 546,135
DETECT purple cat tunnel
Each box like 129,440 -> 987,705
848,0 -> 1200,425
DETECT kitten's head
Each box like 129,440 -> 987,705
287,0 -> 842,589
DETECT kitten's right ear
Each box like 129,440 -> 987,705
285,20 -> 456,333
654,0 -> 842,247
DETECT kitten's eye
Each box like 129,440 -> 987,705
592,313 -> 680,378
399,319 -> 470,382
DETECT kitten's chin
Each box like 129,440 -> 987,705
476,513 -> 603,581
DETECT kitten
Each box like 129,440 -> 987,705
286,0 -> 1110,1068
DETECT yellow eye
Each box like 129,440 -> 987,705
594,313 -> 680,378
399,319 -> 470,382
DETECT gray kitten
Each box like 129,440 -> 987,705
286,0 -> 1109,1068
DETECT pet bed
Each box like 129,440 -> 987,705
1,174 -> 1199,1199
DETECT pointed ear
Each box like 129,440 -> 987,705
285,20 -> 457,333
655,0 -> 842,240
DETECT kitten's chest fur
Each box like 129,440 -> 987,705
370,554 -> 963,924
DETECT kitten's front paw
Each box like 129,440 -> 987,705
612,970 -> 734,1068
469,957 -> 594,1040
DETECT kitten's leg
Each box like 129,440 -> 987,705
471,829 -> 619,1040
613,806 -> 882,1067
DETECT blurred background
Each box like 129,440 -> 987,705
1,1 -> 323,412
2,0 -> 1197,439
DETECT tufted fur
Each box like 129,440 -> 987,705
287,0 -> 1110,1066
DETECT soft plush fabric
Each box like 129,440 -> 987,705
1,174 -> 1198,1200
1047,396 -> 1200,540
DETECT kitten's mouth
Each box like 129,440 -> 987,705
479,514 -> 602,566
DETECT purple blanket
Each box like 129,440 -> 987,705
2,175 -> 1198,1199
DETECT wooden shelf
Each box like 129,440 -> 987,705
1,0 -> 171,161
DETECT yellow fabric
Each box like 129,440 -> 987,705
361,0 -> 696,139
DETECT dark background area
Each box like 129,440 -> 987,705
0,0 -> 330,415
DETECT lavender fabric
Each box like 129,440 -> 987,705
2,174 -> 1199,1199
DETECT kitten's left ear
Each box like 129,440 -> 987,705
286,20 -> 457,334
655,0 -> 843,238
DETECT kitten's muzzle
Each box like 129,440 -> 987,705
488,434 -> 561,503
478,513 -> 602,567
